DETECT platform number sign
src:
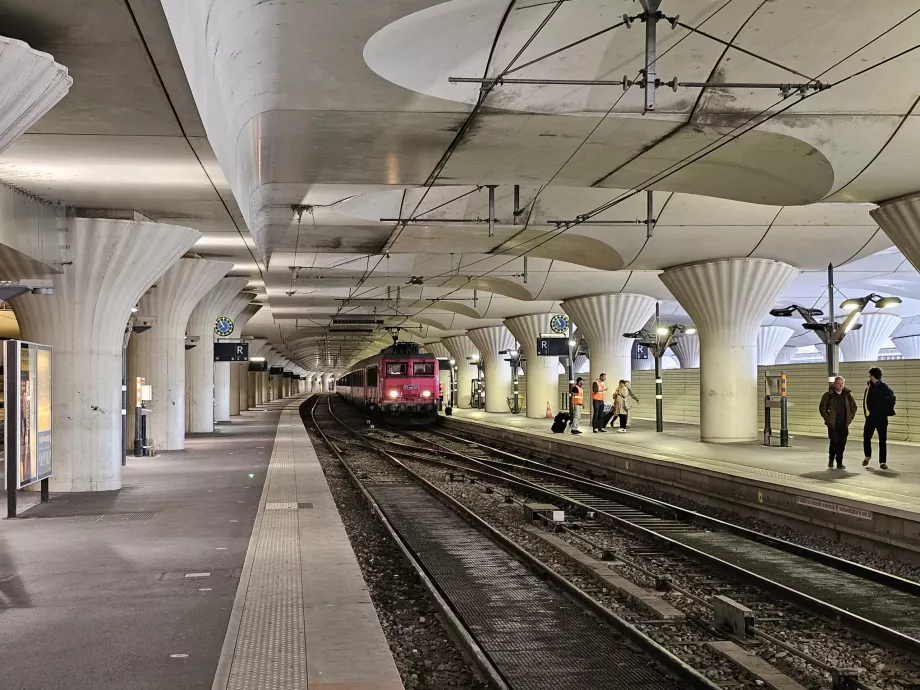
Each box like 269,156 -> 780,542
550,314 -> 568,334
214,316 -> 234,337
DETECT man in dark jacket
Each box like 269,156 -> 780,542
819,376 -> 857,469
862,366 -> 896,470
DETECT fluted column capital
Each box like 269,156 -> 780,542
443,335 -> 479,361
467,325 -> 516,364
423,341 -> 451,359
893,335 -> 920,359
670,333 -> 700,368
503,314 -> 552,357
839,313 -> 900,362
562,293 -> 656,343
757,326 -> 794,366
872,193 -> 920,273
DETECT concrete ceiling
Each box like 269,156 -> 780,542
2,0 -> 920,370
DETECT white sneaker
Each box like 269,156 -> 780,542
617,428 -> 627,433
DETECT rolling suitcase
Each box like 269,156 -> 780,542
551,410 -> 570,433
600,402 -> 617,428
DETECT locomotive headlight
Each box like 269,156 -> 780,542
421,390 -> 431,398
388,390 -> 399,399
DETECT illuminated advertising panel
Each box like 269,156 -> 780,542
4,341 -> 52,489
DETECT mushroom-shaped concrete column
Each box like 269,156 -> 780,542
442,335 -> 479,408
11,218 -> 199,491
562,294 -> 657,390
660,259 -> 798,443
839,313 -> 900,363
215,292 -> 256,422
872,194 -> 920,273
247,339 -> 268,407
504,314 -> 560,419
757,326 -> 794,366
775,345 -> 797,365
467,326 -> 516,413
232,304 -> 262,415
423,341 -> 452,405
128,258 -> 232,451
670,334 -> 700,369
893,335 -> 920,359
185,278 -> 249,433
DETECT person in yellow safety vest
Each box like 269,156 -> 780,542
570,377 -> 584,435
591,373 -> 608,433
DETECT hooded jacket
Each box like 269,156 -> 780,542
819,387 -> 857,428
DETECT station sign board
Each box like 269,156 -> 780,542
536,336 -> 569,356
632,341 -> 650,360
282,371 -> 294,378
4,340 -> 52,490
214,342 -> 249,362
269,366 -> 284,376
249,360 -> 268,372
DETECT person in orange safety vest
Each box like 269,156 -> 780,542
591,373 -> 608,433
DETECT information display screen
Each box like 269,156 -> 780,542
214,342 -> 249,362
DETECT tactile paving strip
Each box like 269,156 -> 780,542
227,413 -> 307,690
369,483 -> 679,690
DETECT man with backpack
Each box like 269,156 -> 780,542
862,366 -> 896,470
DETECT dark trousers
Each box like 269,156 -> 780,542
592,400 -> 605,429
864,415 -> 888,464
617,413 -> 628,429
827,425 -> 848,465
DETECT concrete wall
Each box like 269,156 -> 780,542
626,361 -> 920,441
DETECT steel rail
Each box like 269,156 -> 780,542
307,398 -> 511,690
321,398 -> 722,690
418,427 -> 920,661
434,427 -> 920,597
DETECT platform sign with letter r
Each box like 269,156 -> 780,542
536,337 -> 568,356
214,342 -> 249,362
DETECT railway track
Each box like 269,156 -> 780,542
309,396 -> 723,690
332,409 -> 920,690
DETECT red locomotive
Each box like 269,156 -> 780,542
336,342 -> 440,423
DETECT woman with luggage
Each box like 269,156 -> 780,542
613,380 -> 638,432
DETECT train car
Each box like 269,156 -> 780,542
336,342 -> 440,424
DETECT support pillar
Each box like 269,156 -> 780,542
443,335 -> 479,408
757,326 -> 794,366
505,314 -> 559,419
214,292 -> 256,422
11,218 -> 199,491
261,370 -> 271,403
424,342 -> 453,406
660,258 -> 798,443
894,335 -> 920,359
185,278 -> 248,433
839,313 -> 900,362
670,334 -> 700,369
562,294 -> 657,389
231,363 -> 244,416
467,326 -> 516,413
127,258 -> 231,451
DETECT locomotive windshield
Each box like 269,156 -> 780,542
385,362 -> 408,376
412,361 -> 435,376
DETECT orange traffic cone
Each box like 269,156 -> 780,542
545,401 -> 553,418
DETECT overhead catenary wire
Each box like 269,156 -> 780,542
378,23 -> 920,341
343,0 -> 740,313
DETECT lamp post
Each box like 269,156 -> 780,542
624,304 -> 696,432
448,358 -> 456,409
770,264 -> 900,387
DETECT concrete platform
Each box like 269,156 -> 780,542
0,398 -> 401,690
444,409 -> 920,559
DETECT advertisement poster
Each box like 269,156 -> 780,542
14,342 -> 52,489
